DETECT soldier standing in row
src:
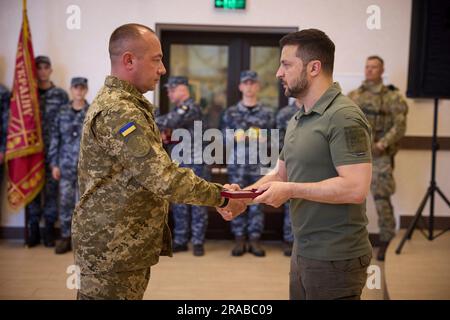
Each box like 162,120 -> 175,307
49,77 -> 89,254
221,70 -> 275,257
0,84 -> 11,186
348,55 -> 408,261
26,56 -> 69,248
275,100 -> 297,256
156,76 -> 209,256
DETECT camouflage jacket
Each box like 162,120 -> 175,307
72,76 -> 224,274
155,98 -> 203,164
220,101 -> 275,173
276,101 -> 298,151
48,101 -> 89,176
38,84 -> 69,160
348,81 -> 408,156
0,84 -> 10,154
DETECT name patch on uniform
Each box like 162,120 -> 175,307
344,126 -> 368,156
119,122 -> 137,137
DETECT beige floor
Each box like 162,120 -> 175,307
385,230 -> 450,300
0,240 -> 384,300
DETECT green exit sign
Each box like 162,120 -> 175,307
215,0 -> 246,10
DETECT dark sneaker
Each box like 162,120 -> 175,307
231,236 -> 246,256
248,238 -> 265,257
282,241 -> 293,257
26,223 -> 41,247
173,243 -> 188,253
193,244 -> 205,256
55,237 -> 72,254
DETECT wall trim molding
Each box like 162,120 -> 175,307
399,215 -> 450,229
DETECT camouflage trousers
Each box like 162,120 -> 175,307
371,155 -> 396,242
59,174 -> 78,238
283,202 -> 294,243
172,164 -> 208,246
77,268 -> 151,300
228,171 -> 264,239
26,166 -> 58,226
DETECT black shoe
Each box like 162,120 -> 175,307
193,244 -> 205,257
173,243 -> 188,253
282,241 -> 293,257
377,241 -> 390,261
231,236 -> 246,256
43,223 -> 56,247
55,237 -> 72,254
26,223 -> 40,247
248,238 -> 265,257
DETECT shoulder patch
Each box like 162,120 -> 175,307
344,126 -> 369,156
119,122 -> 137,137
126,133 -> 152,158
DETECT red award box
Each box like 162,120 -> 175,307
220,189 -> 264,199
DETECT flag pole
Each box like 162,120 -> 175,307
22,0 -> 29,247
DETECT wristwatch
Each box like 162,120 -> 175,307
218,197 -> 229,208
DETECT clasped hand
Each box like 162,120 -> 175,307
216,182 -> 293,220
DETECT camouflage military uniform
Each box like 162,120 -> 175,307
0,84 -> 10,185
156,98 -> 209,246
26,84 -> 69,228
48,101 -> 89,238
221,101 -> 275,239
73,76 -> 224,299
348,81 -> 408,242
276,102 -> 297,243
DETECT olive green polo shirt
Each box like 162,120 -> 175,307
280,82 -> 373,261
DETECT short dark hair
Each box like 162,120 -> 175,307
367,55 -> 384,66
109,23 -> 155,58
279,29 -> 335,74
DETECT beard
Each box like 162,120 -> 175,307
283,67 -> 309,99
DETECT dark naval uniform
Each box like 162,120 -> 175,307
156,97 -> 209,250
49,100 -> 89,238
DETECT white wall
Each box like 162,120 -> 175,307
1,0 -> 449,232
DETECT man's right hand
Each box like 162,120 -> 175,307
52,167 -> 61,181
216,198 -> 247,221
216,183 -> 247,220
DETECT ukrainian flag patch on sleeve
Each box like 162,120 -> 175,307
119,122 -> 137,137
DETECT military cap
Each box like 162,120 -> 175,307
35,55 -> 51,66
71,77 -> 88,87
164,76 -> 189,88
240,70 -> 258,83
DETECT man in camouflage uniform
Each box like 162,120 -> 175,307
26,56 -> 69,248
0,84 -> 11,186
156,76 -> 209,256
275,100 -> 297,256
72,23 -> 245,300
49,77 -> 89,254
348,55 -> 408,261
221,70 -> 275,257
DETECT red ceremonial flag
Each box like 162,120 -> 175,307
5,0 -> 45,209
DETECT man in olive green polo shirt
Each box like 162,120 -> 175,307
242,29 -> 373,300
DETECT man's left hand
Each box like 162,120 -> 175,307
253,181 -> 293,208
